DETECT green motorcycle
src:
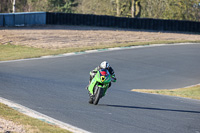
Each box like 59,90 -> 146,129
88,69 -> 113,105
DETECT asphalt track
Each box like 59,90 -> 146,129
0,43 -> 200,133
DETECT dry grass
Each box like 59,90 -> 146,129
132,85 -> 200,100
0,103 -> 72,133
1,25 -> 200,49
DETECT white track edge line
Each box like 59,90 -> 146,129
0,97 -> 91,133
0,43 -> 199,64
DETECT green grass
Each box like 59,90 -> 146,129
1,40 -> 200,61
0,103 -> 72,133
0,43 -> 52,61
132,85 -> 200,100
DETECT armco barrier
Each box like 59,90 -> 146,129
1,12 -> 200,33
0,12 -> 46,26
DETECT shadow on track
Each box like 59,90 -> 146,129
99,104 -> 200,114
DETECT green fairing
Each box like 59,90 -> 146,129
88,70 -> 111,95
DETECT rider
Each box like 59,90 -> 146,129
89,61 -> 116,84
87,61 -> 117,103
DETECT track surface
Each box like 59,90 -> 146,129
0,44 -> 200,133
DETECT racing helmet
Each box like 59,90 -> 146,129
100,61 -> 110,69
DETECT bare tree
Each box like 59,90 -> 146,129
11,0 -> 16,13
116,0 -> 120,16
131,0 -> 141,18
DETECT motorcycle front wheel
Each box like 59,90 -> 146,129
93,87 -> 103,105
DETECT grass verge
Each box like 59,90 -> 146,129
0,103 -> 71,133
1,40 -> 200,61
132,85 -> 200,100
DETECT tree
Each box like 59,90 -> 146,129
131,0 -> 141,17
47,0 -> 77,13
12,0 -> 16,13
0,0 -> 12,13
162,0 -> 200,21
76,0 -> 116,15
116,0 -> 120,16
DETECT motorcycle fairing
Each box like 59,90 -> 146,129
88,69 -> 111,95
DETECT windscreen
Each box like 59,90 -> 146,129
100,69 -> 109,76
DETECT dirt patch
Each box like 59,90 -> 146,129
0,117 -> 26,133
0,25 -> 200,49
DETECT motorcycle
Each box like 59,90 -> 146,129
87,69 -> 113,105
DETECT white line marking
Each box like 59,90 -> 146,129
0,43 -> 199,64
0,97 -> 91,133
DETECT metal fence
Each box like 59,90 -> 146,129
1,12 -> 200,33
0,12 -> 46,26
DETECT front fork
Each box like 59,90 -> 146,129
98,84 -> 109,97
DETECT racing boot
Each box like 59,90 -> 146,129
88,92 -> 94,104
89,96 -> 93,104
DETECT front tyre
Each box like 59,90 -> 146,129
93,87 -> 103,105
